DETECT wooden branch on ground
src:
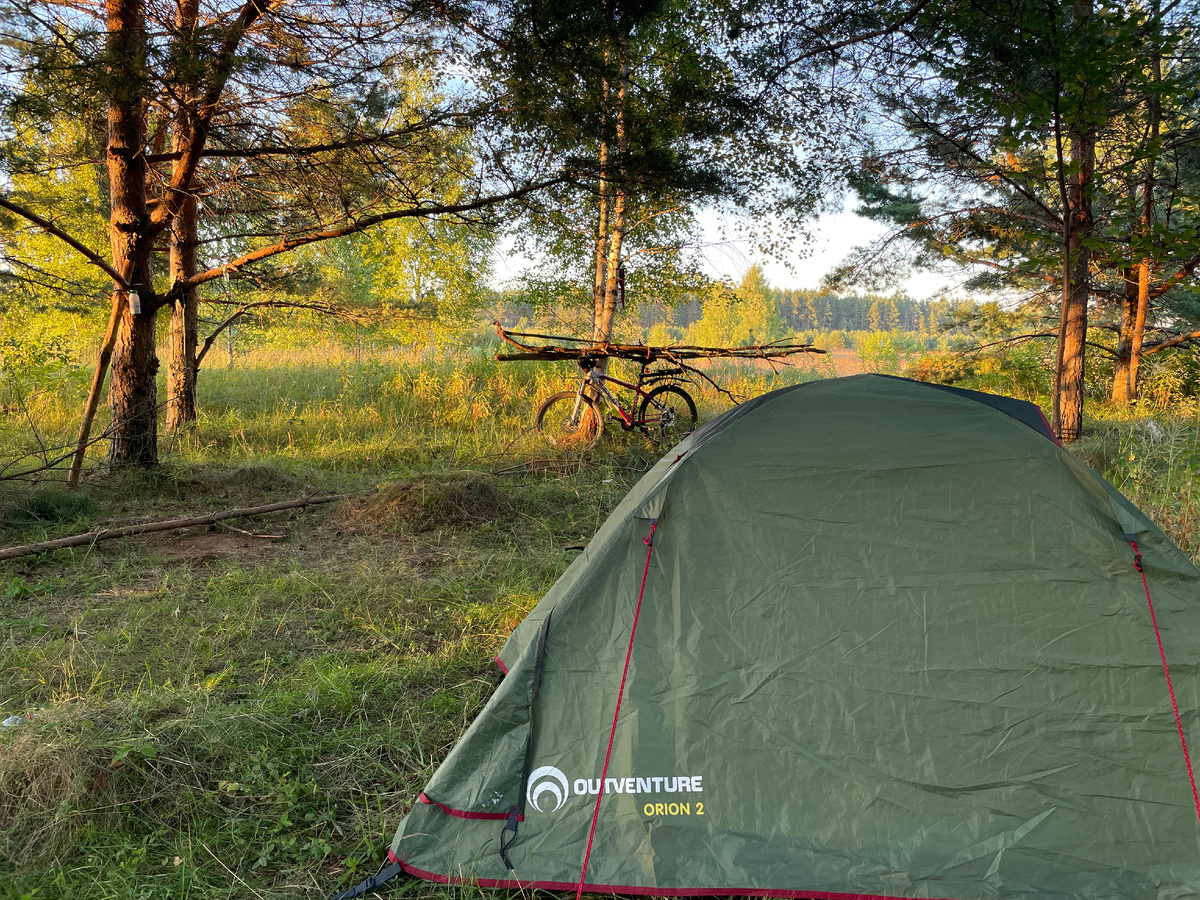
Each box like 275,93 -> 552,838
0,493 -> 352,561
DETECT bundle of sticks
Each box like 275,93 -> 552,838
494,324 -> 826,364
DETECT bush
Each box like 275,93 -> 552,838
857,332 -> 902,375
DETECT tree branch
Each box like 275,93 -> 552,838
961,330 -> 1117,359
148,0 -> 280,236
1143,329 -> 1200,355
1149,250 -> 1200,300
0,197 -> 130,289
772,0 -> 935,71
0,494 -> 353,561
194,299 -> 345,367
142,120 -> 469,163
182,176 -> 571,288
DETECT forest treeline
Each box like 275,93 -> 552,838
488,263 -> 953,348
712,290 -> 941,335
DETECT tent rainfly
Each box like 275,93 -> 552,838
338,375 -> 1200,900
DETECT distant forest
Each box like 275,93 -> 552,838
641,290 -> 955,337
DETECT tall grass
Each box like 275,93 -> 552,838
1074,415 -> 1200,561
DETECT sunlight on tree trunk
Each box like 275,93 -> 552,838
594,36 -> 630,351
167,195 -> 199,428
1052,0 -> 1095,443
1113,267 -> 1137,403
166,0 -> 200,429
105,0 -> 160,466
1056,126 -> 1093,443
593,75 -> 610,345
1127,27 -> 1161,405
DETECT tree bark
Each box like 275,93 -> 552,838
1129,255 -> 1150,398
167,197 -> 199,428
1127,27 -> 1160,404
1112,266 -> 1137,403
1053,0 -> 1095,443
1056,127 -> 1093,442
67,293 -> 125,487
166,0 -> 201,429
593,71 -> 610,345
105,0 -> 160,467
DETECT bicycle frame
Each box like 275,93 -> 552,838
588,372 -> 647,427
574,362 -> 687,428
535,358 -> 696,449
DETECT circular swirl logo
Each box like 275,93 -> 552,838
526,765 -> 569,812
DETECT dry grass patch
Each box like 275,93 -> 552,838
0,703 -> 126,869
341,476 -> 513,534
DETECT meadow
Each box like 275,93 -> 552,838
0,340 -> 1197,899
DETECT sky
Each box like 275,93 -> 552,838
493,207 -> 960,300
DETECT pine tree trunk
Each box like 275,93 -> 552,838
593,36 -> 630,351
1112,267 -> 1137,403
1052,0 -> 1095,443
593,84 -> 610,346
167,196 -> 199,428
1129,256 -> 1150,401
105,0 -> 159,467
108,302 -> 160,464
166,0 -> 200,429
1056,125 -> 1093,443
1128,29 -> 1161,404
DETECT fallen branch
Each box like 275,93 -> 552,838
0,493 -> 352,561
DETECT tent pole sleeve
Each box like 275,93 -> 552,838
1129,539 -> 1200,826
575,521 -> 658,900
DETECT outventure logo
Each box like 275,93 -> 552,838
526,766 -> 570,812
526,764 -> 704,812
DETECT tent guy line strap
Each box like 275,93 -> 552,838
327,857 -> 402,900
575,520 -> 659,900
1130,539 -> 1200,826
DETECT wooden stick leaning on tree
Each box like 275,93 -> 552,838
68,292 -> 127,489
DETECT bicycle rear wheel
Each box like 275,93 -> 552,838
638,385 -> 697,445
535,391 -> 604,450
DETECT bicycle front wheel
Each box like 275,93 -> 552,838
535,391 -> 604,450
638,385 -> 697,445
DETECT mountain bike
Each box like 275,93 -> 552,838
535,356 -> 698,450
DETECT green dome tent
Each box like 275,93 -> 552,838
344,375 -> 1200,900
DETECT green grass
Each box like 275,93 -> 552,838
0,343 -> 1197,899
0,345 -> 783,899
1073,415 -> 1200,561
0,462 -> 633,899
